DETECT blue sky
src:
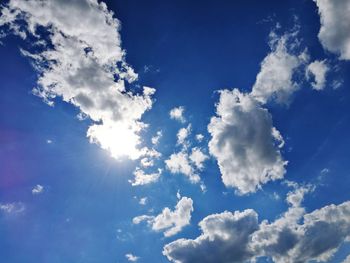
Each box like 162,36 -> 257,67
1,0 -> 350,262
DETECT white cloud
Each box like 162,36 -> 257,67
132,215 -> 154,225
0,0 -> 156,160
306,60 -> 329,90
0,202 -> 25,214
195,134 -> 204,142
166,121 -> 208,187
133,197 -> 193,237
143,148 -> 162,159
125,253 -> 139,262
170,106 -> 186,123
208,89 -> 287,194
176,190 -> 181,199
152,197 -> 193,237
139,197 -> 148,205
32,184 -> 44,195
320,168 -> 330,175
189,147 -> 208,170
163,209 -> 259,263
285,184 -> 313,208
251,31 -> 307,104
129,168 -> 162,186
331,79 -> 343,90
272,192 -> 280,200
140,157 -> 154,167
165,151 -> 201,184
164,186 -> 350,263
176,124 -> 191,147
151,130 -> 162,145
313,0 -> 350,60
139,148 -> 161,168
343,254 -> 350,263
46,139 -> 52,144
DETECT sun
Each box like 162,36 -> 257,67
87,122 -> 143,160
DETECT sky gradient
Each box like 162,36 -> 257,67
1,0 -> 350,262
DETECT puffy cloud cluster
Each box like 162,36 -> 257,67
343,255 -> 350,263
189,147 -> 208,170
166,125 -> 208,187
133,197 -> 193,237
313,0 -> 350,60
207,28 -> 333,195
207,30 -> 312,195
251,30 -> 308,105
0,0 -> 156,160
129,168 -> 162,186
163,209 -> 259,263
177,124 -> 191,147
125,253 -> 139,262
138,147 -> 162,169
166,109 -> 209,188
306,60 -> 329,90
208,89 -> 286,194
195,134 -> 204,142
138,197 -> 147,205
129,145 -> 162,186
169,106 -> 186,123
163,185 -> 350,263
166,151 -> 201,184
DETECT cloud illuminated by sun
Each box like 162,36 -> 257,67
87,122 -> 144,160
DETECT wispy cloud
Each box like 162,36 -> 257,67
0,202 -> 25,214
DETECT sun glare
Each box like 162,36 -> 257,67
87,123 -> 143,160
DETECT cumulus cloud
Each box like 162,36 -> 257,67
306,60 -> 329,90
139,148 -> 161,168
125,253 -> 139,262
32,184 -> 44,194
313,0 -> 350,60
132,215 -> 154,225
166,122 -> 208,187
251,30 -> 308,104
170,106 -> 186,123
206,29 -> 313,195
164,185 -> 350,263
139,197 -> 148,205
343,255 -> 350,263
0,0 -> 156,160
140,157 -> 154,167
165,151 -> 201,184
176,124 -> 191,147
133,197 -> 193,237
208,89 -> 287,194
163,209 -> 259,263
189,147 -> 209,170
129,168 -> 162,186
256,200 -> 350,263
285,184 -> 313,208
195,134 -> 204,142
